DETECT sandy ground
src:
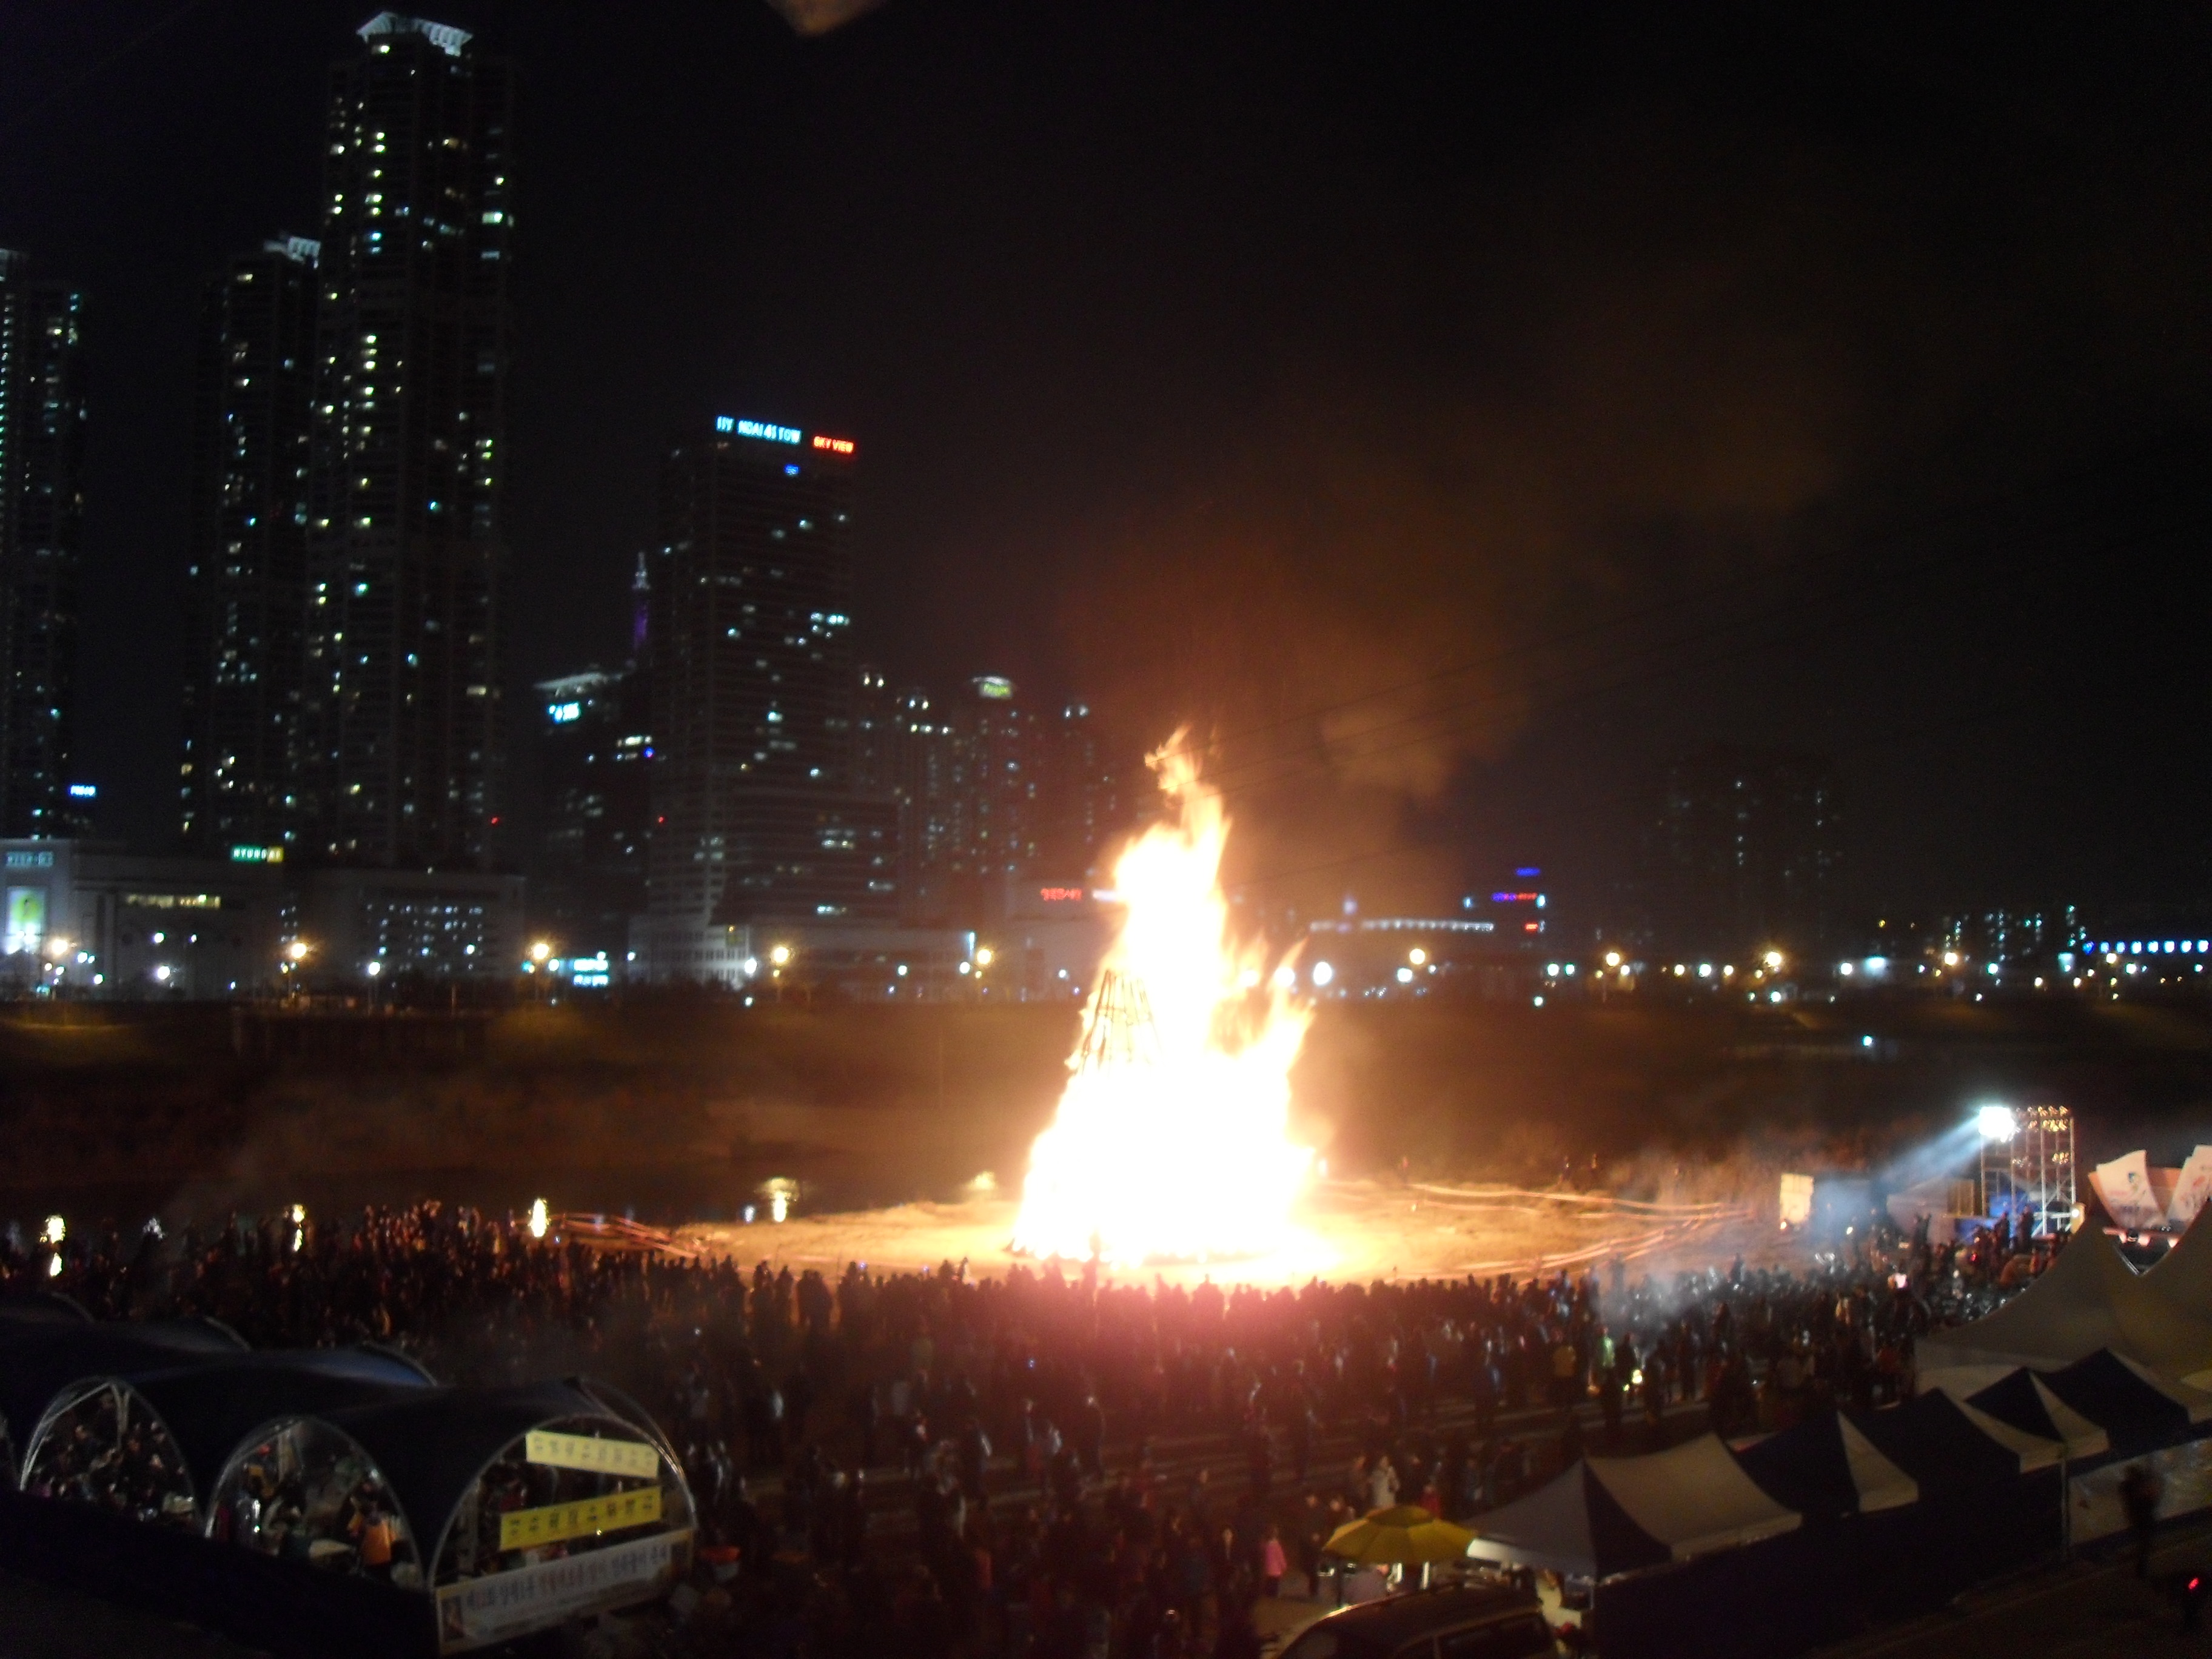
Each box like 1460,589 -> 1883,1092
679,1177 -> 1795,1286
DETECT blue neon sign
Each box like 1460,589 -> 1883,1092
715,415 -> 800,444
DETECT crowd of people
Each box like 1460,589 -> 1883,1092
0,1201 -> 2042,1657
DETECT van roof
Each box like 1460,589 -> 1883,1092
1292,1583 -> 1540,1654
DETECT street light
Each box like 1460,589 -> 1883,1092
529,940 -> 552,964
1763,949 -> 1785,971
770,943 -> 793,967
973,947 -> 993,968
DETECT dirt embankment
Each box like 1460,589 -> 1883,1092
4,995 -> 2212,1206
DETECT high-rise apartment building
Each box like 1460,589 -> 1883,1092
180,237 -> 320,853
0,250 -> 89,837
869,677 -> 1124,926
643,415 -> 895,976
532,663 -> 651,955
303,12 -> 514,869
1642,745 -> 1841,959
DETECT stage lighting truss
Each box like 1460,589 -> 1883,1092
1980,1103 -> 2077,1238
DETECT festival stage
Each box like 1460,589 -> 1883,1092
678,1179 -> 1780,1287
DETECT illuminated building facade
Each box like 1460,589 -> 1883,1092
532,664 -> 650,956
180,237 -> 320,854
642,415 -> 895,979
303,12 -> 514,869
861,677 -> 1125,928
1643,744 -> 1840,959
0,250 -> 90,839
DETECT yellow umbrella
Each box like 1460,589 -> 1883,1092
1324,1504 -> 1477,1566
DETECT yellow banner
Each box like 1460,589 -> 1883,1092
499,1486 -> 663,1552
525,1430 -> 660,1480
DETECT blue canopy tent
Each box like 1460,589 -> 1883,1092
1735,1409 -> 1919,1523
326,1379 -> 696,1654
0,1353 -> 690,1659
1466,1436 -> 1820,1659
1957,1369 -> 2111,1459
2037,1350 -> 2212,1456
0,1316 -> 247,1503
1838,1391 -> 2064,1615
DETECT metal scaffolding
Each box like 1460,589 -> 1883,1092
1980,1104 -> 2078,1237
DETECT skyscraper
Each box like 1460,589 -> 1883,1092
179,236 -> 320,853
645,415 -> 896,975
532,663 -> 651,956
0,250 -> 89,837
1642,745 -> 1841,958
303,12 -> 514,869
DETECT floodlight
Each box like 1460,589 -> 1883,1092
1977,1104 -> 2017,1141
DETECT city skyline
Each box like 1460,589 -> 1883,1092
2,2 -> 2210,928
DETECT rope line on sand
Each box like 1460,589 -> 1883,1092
1392,1181 -> 1750,1219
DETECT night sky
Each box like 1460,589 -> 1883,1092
5,0 -> 2209,927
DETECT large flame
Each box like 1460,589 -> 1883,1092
1011,738 -> 1313,1264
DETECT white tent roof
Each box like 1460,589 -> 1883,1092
1920,1369 -> 2110,1459
1466,1434 -> 1800,1579
1464,1458 -> 1610,1577
1952,1398 -> 2065,1471
2147,1207 -> 2212,1327
2111,1352 -> 2212,1423
1590,1435 -> 1803,1558
1919,1225 -> 2212,1379
1837,1416 -> 1920,1513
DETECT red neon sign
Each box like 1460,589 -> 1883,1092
811,434 -> 856,455
1037,886 -> 1086,903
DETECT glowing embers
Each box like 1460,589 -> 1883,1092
1011,739 -> 1313,1265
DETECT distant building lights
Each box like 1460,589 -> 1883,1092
548,702 -> 581,722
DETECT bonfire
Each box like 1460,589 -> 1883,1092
1011,737 -> 1314,1264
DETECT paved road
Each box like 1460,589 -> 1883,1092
1811,1521 -> 2212,1659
